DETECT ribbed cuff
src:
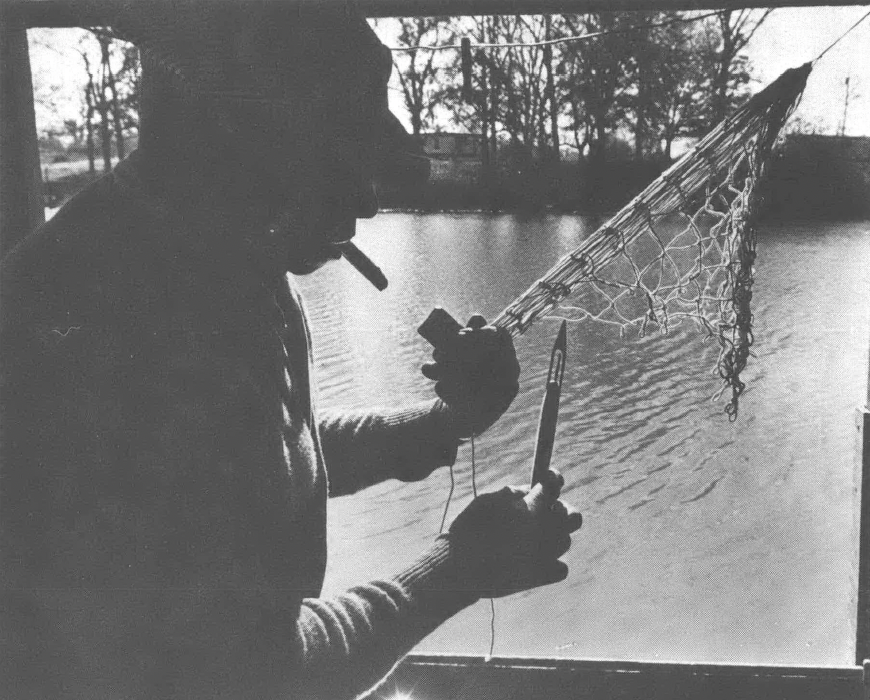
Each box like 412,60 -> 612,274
387,400 -> 461,474
393,537 -> 480,622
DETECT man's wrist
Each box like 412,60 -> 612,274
381,401 -> 460,482
430,398 -> 466,442
394,536 -> 481,614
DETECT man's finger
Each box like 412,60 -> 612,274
523,481 -> 547,512
544,531 -> 572,559
421,363 -> 441,380
549,500 -> 569,528
551,499 -> 583,533
541,469 -> 564,496
525,482 -> 557,514
525,470 -> 565,514
537,559 -> 569,587
565,504 -> 583,533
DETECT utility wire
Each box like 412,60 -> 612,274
389,10 -> 722,52
812,8 -> 870,64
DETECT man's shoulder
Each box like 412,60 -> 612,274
1,167 -> 154,326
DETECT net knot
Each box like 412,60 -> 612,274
504,308 -> 532,334
537,280 -> 572,300
632,201 -> 649,214
663,173 -> 693,215
632,202 -> 653,227
569,251 -> 594,272
604,225 -> 628,252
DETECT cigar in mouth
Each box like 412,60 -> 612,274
338,242 -> 388,291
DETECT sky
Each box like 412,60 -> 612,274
28,6 -> 870,141
740,6 -> 870,135
372,6 -> 870,137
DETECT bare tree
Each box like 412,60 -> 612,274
94,30 -> 126,160
475,16 -> 506,177
654,21 -> 719,159
708,9 -> 773,123
559,13 -> 635,166
392,18 -> 455,136
618,14 -> 719,160
620,12 -> 666,159
439,16 -> 508,181
77,42 -> 112,172
543,15 -> 560,163
499,15 -> 548,150
77,48 -> 100,173
75,31 -> 140,173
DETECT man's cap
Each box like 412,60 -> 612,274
106,1 -> 429,186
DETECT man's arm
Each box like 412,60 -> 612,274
320,315 -> 520,497
1,318 -> 580,700
319,401 -> 459,497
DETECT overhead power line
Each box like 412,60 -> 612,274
388,10 -> 723,52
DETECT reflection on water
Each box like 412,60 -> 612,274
299,215 -> 870,666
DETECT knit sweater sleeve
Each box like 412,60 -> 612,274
292,538 -> 476,700
319,402 -> 460,496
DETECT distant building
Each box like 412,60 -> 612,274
417,132 -> 483,184
782,133 -> 870,178
766,134 -> 870,217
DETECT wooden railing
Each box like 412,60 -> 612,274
389,655 -> 870,700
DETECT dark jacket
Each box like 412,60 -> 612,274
1,153 -> 474,700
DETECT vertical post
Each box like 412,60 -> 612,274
856,337 -> 870,665
0,6 -> 44,257
543,15 -> 559,164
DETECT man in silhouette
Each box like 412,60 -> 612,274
1,5 -> 582,699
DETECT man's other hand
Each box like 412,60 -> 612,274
422,315 -> 520,439
443,469 -> 582,598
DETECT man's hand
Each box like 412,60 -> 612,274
422,315 -> 520,439
443,469 -> 582,598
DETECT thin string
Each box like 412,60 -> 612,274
487,599 -> 496,661
470,433 -> 478,497
470,434 -> 497,661
439,461 -> 455,534
388,10 -> 721,52
812,9 -> 870,65
438,433 -> 496,657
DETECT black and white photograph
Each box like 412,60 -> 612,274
2,0 -> 869,698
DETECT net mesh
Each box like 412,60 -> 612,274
493,63 -> 812,419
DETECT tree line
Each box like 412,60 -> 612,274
31,11 -> 771,210
388,10 -> 771,166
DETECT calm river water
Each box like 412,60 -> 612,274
298,214 -> 870,666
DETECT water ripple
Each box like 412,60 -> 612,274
312,214 -> 870,666
681,475 -> 725,504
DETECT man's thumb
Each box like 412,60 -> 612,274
524,470 -> 563,513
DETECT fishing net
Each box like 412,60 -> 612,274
493,63 -> 812,418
